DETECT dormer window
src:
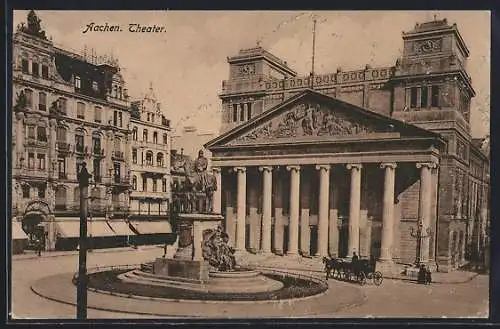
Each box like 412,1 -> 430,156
92,81 -> 99,92
74,75 -> 81,89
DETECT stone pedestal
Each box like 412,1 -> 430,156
154,257 -> 210,282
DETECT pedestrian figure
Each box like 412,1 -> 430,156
352,251 -> 359,261
417,264 -> 427,284
36,238 -> 42,256
163,244 -> 168,258
425,266 -> 432,285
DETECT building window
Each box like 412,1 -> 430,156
156,153 -> 163,167
38,92 -> 47,111
92,81 -> 99,92
22,185 -> 30,198
27,125 -> 36,139
240,104 -> 245,121
113,111 -> 118,126
153,132 -> 158,144
75,133 -> 84,153
147,113 -> 150,122
163,133 -> 168,145
38,186 -> 45,198
41,65 -> 49,79
132,127 -> 138,141
32,62 -> 39,77
37,127 -> 47,141
58,157 -> 66,178
74,75 -> 81,89
420,87 -> 428,108
118,112 -> 122,127
143,129 -> 148,142
58,98 -> 67,115
162,179 -> 167,192
152,114 -> 155,122
142,177 -> 147,191
247,103 -> 252,120
22,59 -> 29,74
94,106 -> 102,123
56,126 -> 66,142
114,163 -> 121,182
431,86 -> 440,107
24,89 -> 33,108
132,149 -> 137,164
410,87 -> 418,108
37,153 -> 46,170
232,104 -> 238,122
153,179 -> 157,192
92,135 -> 101,154
28,152 -> 35,169
77,102 -> 85,119
93,159 -> 101,182
132,176 -> 137,190
146,151 -> 153,165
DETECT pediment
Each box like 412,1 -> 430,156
206,90 -> 437,149
228,100 -> 397,145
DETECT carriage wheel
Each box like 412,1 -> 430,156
373,271 -> 383,286
358,272 -> 367,286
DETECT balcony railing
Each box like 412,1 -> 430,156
92,147 -> 105,157
112,151 -> 125,161
114,175 -> 130,185
26,137 -> 48,147
38,104 -> 47,111
56,141 -> 70,151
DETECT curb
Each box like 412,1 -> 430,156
385,272 -> 480,285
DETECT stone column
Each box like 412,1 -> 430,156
329,173 -> 339,257
417,162 -> 437,263
212,167 -> 222,214
380,163 -> 397,262
286,165 -> 301,255
259,166 -> 273,254
347,164 -> 362,256
316,164 -> 330,257
273,172 -> 284,255
248,172 -> 260,252
234,167 -> 247,252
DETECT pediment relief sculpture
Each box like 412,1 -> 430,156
233,102 -> 378,144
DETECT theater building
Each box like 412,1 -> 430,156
206,18 -> 490,272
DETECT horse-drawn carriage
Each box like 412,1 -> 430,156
323,257 -> 383,286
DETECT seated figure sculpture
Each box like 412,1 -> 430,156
202,226 -> 236,272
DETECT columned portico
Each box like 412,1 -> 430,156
316,164 -> 330,257
259,166 -> 273,254
416,162 -> 437,263
347,164 -> 362,256
379,163 -> 397,262
286,165 -> 301,256
234,166 -> 247,252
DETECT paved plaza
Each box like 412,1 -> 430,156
11,247 -> 489,319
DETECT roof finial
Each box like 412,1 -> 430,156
149,81 -> 153,91
256,39 -> 262,47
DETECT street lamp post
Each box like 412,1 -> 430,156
76,162 -> 92,320
410,221 -> 431,266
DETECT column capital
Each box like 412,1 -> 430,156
212,166 -> 222,174
258,166 -> 274,173
346,163 -> 362,171
315,164 -> 331,171
416,162 -> 438,170
232,166 -> 247,173
380,162 -> 397,170
286,165 -> 301,172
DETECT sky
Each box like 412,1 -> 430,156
13,10 -> 490,138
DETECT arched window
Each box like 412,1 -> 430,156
75,131 -> 85,153
92,132 -> 101,155
145,151 -> 153,165
132,127 -> 138,141
24,89 -> 33,108
143,129 -> 148,142
55,187 -> 67,210
153,132 -> 158,144
132,175 -> 137,190
156,152 -> 164,167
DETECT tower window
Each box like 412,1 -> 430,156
247,103 -> 252,120
232,104 -> 238,122
410,87 -> 418,108
240,104 -> 245,121
74,75 -> 81,89
41,65 -> 49,79
431,86 -> 440,107
420,86 -> 428,108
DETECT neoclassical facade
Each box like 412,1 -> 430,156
12,11 -> 132,250
207,18 -> 490,272
129,84 -> 172,218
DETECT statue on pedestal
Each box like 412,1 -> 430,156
182,150 -> 218,213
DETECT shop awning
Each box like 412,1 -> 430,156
130,221 -> 172,234
55,218 -> 116,238
107,220 -> 136,236
12,221 -> 29,240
